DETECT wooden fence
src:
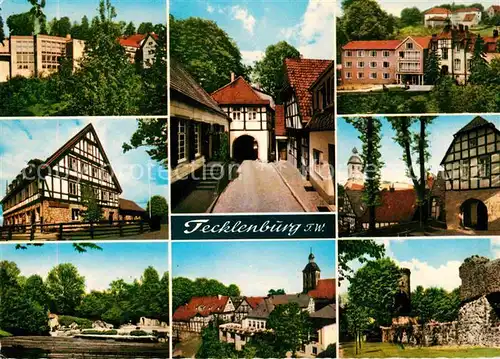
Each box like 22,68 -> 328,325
0,219 -> 150,241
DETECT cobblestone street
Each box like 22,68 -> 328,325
212,160 -> 304,213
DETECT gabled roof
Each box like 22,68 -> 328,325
489,5 -> 500,12
118,33 -> 158,48
275,104 -> 286,136
427,16 -> 448,21
454,7 -> 480,13
244,297 -> 266,309
170,58 -> 228,118
424,7 -> 451,15
270,293 -> 312,308
455,116 -> 491,135
283,58 -> 332,124
306,108 -> 334,131
211,76 -> 270,105
308,279 -> 336,301
342,40 -> 401,50
463,13 -> 476,22
310,303 -> 336,320
247,298 -> 275,319
119,199 -> 145,213
172,295 -> 230,321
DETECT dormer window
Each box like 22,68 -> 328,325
232,107 -> 241,120
406,42 -> 413,49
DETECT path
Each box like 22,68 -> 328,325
212,160 -> 304,213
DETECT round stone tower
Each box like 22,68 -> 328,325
394,268 -> 411,316
303,250 -> 321,293
347,147 -> 364,182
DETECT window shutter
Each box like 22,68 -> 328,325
188,121 -> 196,161
170,118 -> 179,168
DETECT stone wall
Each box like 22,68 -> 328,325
381,322 -> 458,346
459,257 -> 500,301
445,188 -> 500,230
457,295 -> 500,347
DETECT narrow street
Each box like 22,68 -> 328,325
212,160 -> 304,213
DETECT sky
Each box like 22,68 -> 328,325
339,238 -> 500,295
337,115 -> 500,185
336,0 -> 498,17
173,239 -> 336,296
0,241 -> 169,292
2,0 -> 167,33
170,0 -> 335,65
0,118 -> 168,225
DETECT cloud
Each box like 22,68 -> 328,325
491,238 -> 500,258
206,4 -> 214,13
231,6 -> 256,35
280,0 -> 334,59
396,258 -> 462,292
241,50 -> 264,66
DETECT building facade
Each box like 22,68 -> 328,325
118,33 -> 159,68
1,124 -> 122,227
440,116 -> 500,231
395,36 -> 431,85
424,7 -> 481,27
211,75 -> 275,163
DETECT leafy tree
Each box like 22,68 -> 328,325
170,16 -> 248,93
387,116 -> 435,229
400,7 -> 422,27
123,119 -> 167,166
346,304 -> 370,355
80,183 -> 103,222
49,16 -> 72,37
7,12 -> 35,35
146,195 -> 168,227
1,289 -> 49,335
196,323 -> 235,358
0,12 -> 5,45
71,15 -> 91,40
46,263 -> 86,315
138,266 -> 162,318
28,0 -> 47,35
338,240 -> 385,282
424,46 -> 441,85
267,302 -> 312,357
243,332 -> 278,358
226,283 -> 240,297
253,41 -> 301,103
268,288 -> 286,295
343,0 -> 393,41
23,274 -> 49,309
345,117 -> 384,232
137,22 -> 154,34
124,21 -> 136,36
469,35 -> 491,85
348,258 -> 400,327
76,290 -> 112,319
341,0 -> 362,10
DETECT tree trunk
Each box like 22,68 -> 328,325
367,118 -> 376,233
419,118 -> 426,230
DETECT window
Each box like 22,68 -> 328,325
383,61 -> 390,68
248,108 -> 257,120
194,123 -> 201,156
92,166 -> 98,178
102,191 -> 109,201
232,107 -> 241,120
69,182 -> 78,196
357,72 -> 364,79
370,61 -> 377,68
461,160 -> 469,179
178,121 -> 187,162
345,72 -> 352,79
383,73 -> 390,79
478,156 -> 491,178
102,170 -> 109,181
16,40 -> 35,70
370,50 -> 377,57
81,162 -> 89,175
357,50 -> 365,57
71,209 -> 80,221
383,51 -> 390,57
346,50 -> 353,57
469,138 -> 477,147
345,61 -> 352,68
454,58 -> 461,71
442,49 -> 448,60
370,72 -> 377,79
406,42 -> 414,49
69,157 -> 78,171
357,61 -> 365,68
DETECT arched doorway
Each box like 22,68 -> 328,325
233,135 -> 258,162
460,199 -> 488,230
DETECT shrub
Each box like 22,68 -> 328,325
130,330 -> 149,336
81,329 -> 118,335
58,315 -> 93,329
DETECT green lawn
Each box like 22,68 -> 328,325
341,342 -> 500,358
0,329 -> 12,337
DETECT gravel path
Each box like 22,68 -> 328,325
213,160 -> 304,213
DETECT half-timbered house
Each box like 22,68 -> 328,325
118,33 -> 159,68
440,116 -> 500,231
169,59 -> 230,209
1,124 -> 124,227
282,58 -> 332,177
234,297 -> 265,322
211,75 -> 275,162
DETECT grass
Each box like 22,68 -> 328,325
0,329 -> 13,337
341,342 -> 500,358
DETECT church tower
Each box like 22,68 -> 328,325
302,249 -> 321,293
347,147 -> 364,182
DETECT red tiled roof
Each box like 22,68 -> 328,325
275,104 -> 286,136
343,40 -> 401,50
308,279 -> 336,301
424,7 -> 451,15
173,296 -> 230,321
455,7 -> 480,13
427,16 -> 448,21
118,33 -> 158,48
414,36 -> 432,49
345,182 -> 364,191
245,297 -> 266,309
361,189 -> 417,223
463,13 -> 476,22
490,5 -> 500,12
284,58 -> 332,124
211,76 -> 269,105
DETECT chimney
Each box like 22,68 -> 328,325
494,29 -> 499,38
230,72 -> 235,82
